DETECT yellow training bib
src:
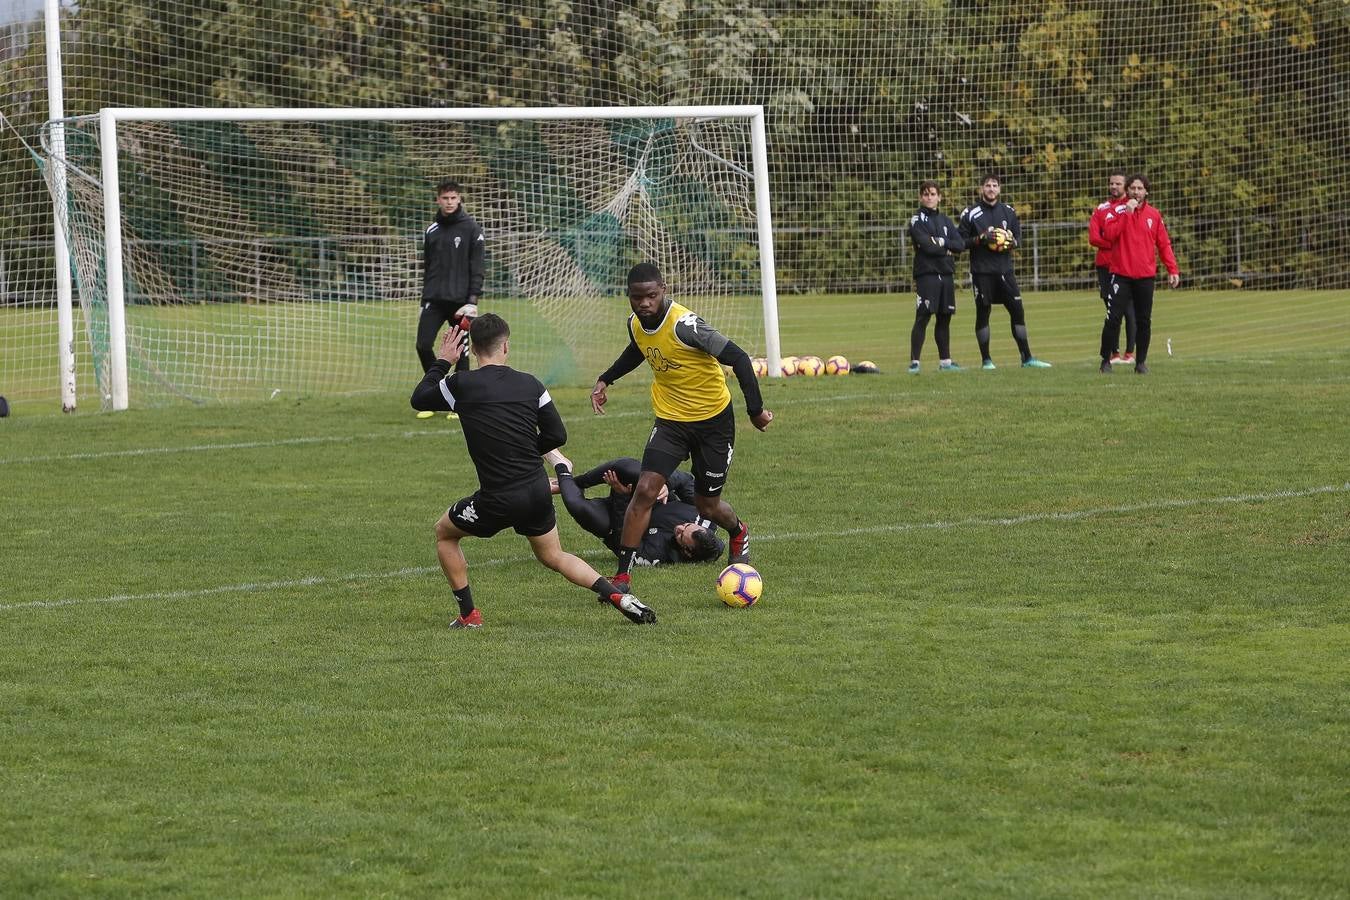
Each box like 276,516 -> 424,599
628,301 -> 731,422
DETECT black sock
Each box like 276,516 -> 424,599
616,547 -> 636,575
591,576 -> 617,597
452,585 -> 474,618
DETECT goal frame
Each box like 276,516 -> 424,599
90,104 -> 782,411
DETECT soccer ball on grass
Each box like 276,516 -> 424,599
716,563 -> 763,608
825,355 -> 850,375
797,355 -> 825,376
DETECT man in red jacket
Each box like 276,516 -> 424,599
1088,171 -> 1135,363
1099,174 -> 1180,375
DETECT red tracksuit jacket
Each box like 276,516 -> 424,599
1102,200 -> 1179,279
1088,198 -> 1119,268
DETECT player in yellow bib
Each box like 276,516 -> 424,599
587,263 -> 775,593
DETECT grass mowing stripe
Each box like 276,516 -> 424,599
8,481 -> 1341,613
0,392 -> 877,467
2,295 -> 1345,896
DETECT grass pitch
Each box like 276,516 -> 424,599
2,290 -> 1347,896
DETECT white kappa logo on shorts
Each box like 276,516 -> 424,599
459,501 -> 478,523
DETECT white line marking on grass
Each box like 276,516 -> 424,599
769,482 -> 1350,540
0,566 -> 436,611
5,483 -> 1344,614
1,434 -> 380,465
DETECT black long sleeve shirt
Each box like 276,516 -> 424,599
422,207 -> 485,304
411,360 -> 564,494
909,207 -> 966,277
959,200 -> 1021,275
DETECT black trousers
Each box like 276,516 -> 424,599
1100,275 -> 1154,364
416,300 -> 471,373
911,273 -> 956,361
1098,266 -> 1136,354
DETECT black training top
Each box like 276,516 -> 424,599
909,206 -> 966,277
959,199 -> 1021,275
422,207 -> 485,304
411,361 -> 565,494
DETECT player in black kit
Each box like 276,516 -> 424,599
957,174 -> 1051,370
410,314 -> 656,627
416,179 -> 485,375
546,451 -> 725,566
908,181 -> 967,373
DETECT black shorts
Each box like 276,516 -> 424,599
914,273 -> 956,315
1096,266 -> 1112,304
447,480 -> 556,538
641,403 -> 736,497
972,272 -> 1020,307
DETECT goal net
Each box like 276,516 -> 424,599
43,107 -> 777,408
4,2 -> 1348,410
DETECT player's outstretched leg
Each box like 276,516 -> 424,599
435,513 -> 483,628
529,530 -> 656,624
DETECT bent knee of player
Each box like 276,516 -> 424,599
434,514 -> 461,542
527,529 -> 566,567
632,475 -> 667,507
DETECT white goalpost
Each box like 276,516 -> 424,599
51,105 -> 782,411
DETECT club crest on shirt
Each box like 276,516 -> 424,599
454,236 -> 462,248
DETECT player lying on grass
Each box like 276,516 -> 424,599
545,451 -> 725,566
410,314 -> 656,627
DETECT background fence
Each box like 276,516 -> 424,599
1,0 -> 1347,405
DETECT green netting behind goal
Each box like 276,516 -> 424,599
47,114 -> 766,406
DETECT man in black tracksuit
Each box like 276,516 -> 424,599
908,180 -> 967,373
417,179 -> 485,373
957,174 -> 1050,369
